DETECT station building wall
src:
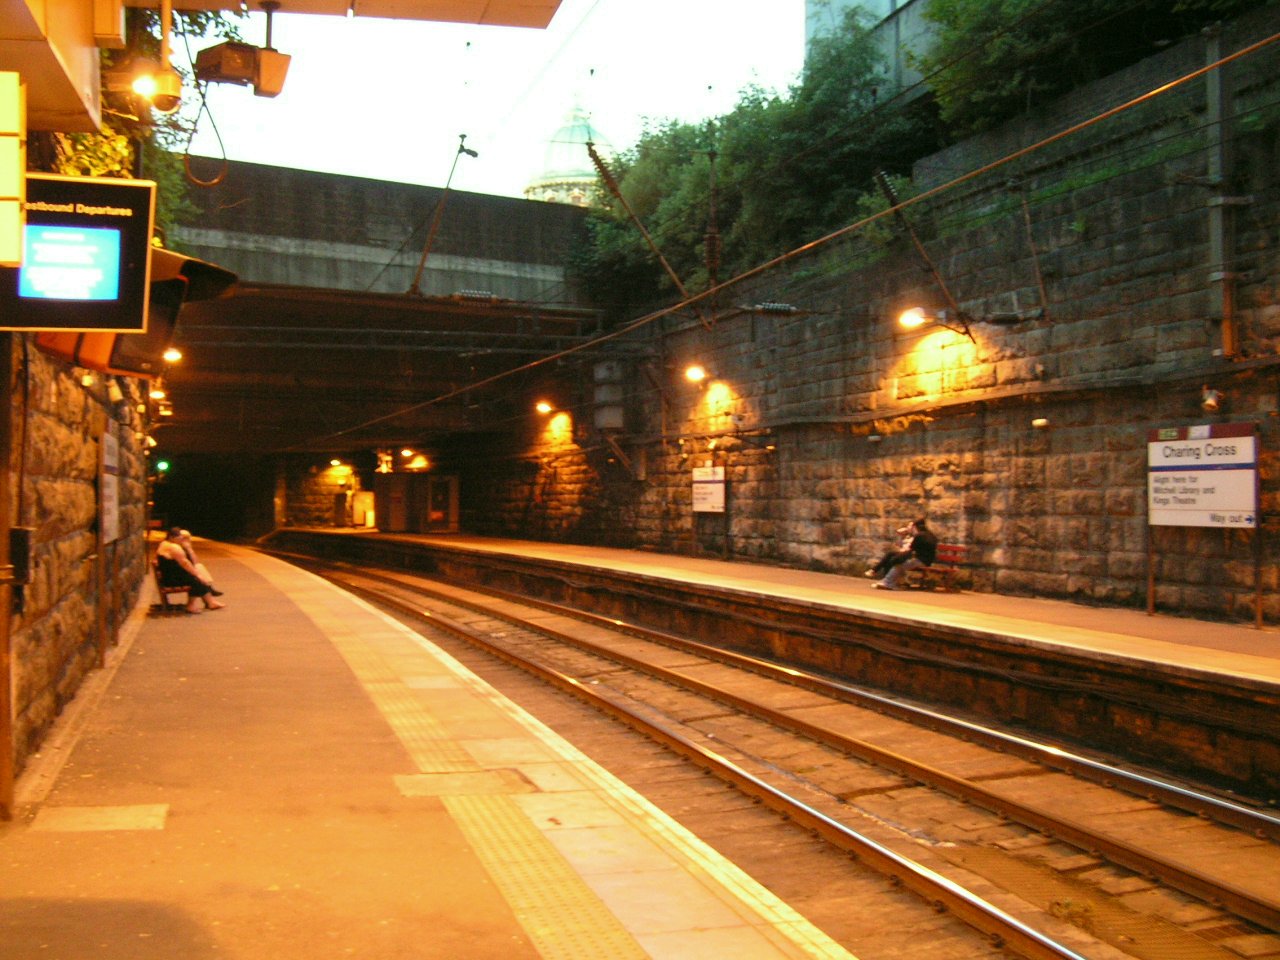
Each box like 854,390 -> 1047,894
443,9 -> 1280,624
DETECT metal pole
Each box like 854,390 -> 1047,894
1,334 -> 15,819
1205,25 -> 1240,359
588,142 -> 711,329
1146,522 -> 1156,616
408,135 -> 476,297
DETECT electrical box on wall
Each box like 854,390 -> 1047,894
9,526 -> 34,584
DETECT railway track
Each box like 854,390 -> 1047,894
275,551 -> 1280,960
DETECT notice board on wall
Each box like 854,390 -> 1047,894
692,465 -> 725,514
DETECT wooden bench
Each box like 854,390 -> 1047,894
152,555 -> 190,615
904,543 -> 968,592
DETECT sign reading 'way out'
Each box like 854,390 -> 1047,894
1147,422 -> 1258,528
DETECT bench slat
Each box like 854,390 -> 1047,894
906,542 -> 967,592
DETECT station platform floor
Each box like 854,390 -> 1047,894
1,539 -> 856,960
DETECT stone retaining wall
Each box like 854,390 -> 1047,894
6,340 -> 149,775
444,8 -> 1280,624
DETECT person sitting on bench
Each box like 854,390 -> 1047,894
155,527 -> 225,614
874,518 -> 938,591
865,521 -> 916,580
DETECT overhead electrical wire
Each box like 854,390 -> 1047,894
291,26 -> 1280,451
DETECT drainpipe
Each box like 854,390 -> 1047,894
1205,25 -> 1246,359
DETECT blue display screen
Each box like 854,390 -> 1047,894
19,224 -> 122,301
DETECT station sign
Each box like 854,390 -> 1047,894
1147,422 -> 1257,528
692,464 -> 725,513
0,173 -> 156,332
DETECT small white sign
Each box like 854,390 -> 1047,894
101,428 -> 120,543
692,465 -> 725,513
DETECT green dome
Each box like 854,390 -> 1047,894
536,105 -> 612,183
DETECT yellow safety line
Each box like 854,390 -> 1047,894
446,793 -> 651,960
293,569 -> 857,960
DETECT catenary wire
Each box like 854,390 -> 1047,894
289,28 -> 1280,450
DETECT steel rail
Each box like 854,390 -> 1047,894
392,564 -> 1280,838
355,570 -> 1280,931
271,553 -> 1280,932
331,569 -> 1093,960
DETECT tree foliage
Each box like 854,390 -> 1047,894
38,9 -> 241,247
574,9 -> 939,319
564,0 -> 1276,316
914,0 -> 1275,136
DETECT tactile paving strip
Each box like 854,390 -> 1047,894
295,569 -> 857,959
326,633 -> 477,773
445,793 -> 650,960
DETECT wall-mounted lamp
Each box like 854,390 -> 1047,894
684,364 -> 713,385
535,400 -> 554,414
149,383 -> 167,400
1201,385 -> 1221,412
898,305 -> 1040,339
1031,417 -> 1050,429
897,306 -> 975,340
163,347 -> 183,364
108,55 -> 184,113
867,433 -> 883,443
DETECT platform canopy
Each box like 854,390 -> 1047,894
0,0 -> 563,131
124,0 -> 562,28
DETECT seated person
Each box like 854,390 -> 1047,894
865,522 -> 916,579
155,527 -> 225,613
875,518 -> 938,590
179,529 -> 223,596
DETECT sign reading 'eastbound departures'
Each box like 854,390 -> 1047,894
1147,422 -> 1257,528
0,174 -> 155,332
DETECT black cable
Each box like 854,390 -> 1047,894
290,25 -> 1280,451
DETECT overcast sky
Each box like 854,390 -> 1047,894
182,0 -> 807,198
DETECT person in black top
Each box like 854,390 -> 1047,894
874,518 -> 938,590
155,527 -> 225,613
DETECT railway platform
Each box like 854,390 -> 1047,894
373,533 -> 1280,682
1,540 -> 852,960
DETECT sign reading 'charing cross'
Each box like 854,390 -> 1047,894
1147,422 -> 1258,528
